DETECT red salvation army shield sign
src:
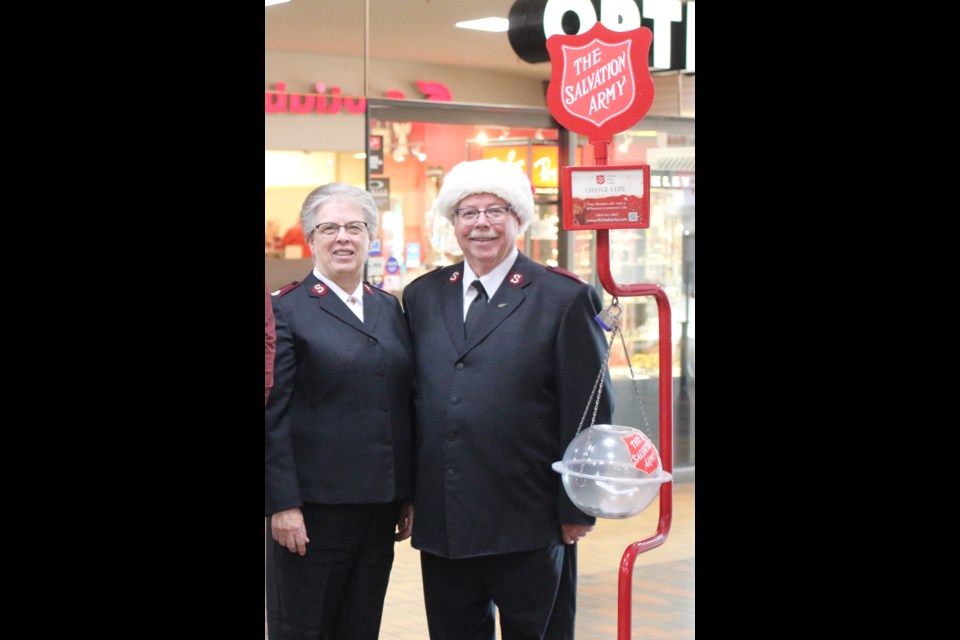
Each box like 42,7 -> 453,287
545,23 -> 653,143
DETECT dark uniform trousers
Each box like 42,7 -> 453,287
267,502 -> 401,640
420,543 -> 578,640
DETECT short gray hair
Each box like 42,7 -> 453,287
299,183 -> 379,243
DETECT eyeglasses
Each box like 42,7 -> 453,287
313,221 -> 369,237
454,206 -> 512,223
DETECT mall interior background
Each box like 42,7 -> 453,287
265,0 -> 694,469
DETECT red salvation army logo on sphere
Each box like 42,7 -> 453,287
545,23 -> 653,142
620,430 -> 660,475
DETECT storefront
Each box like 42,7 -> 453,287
265,57 -> 694,469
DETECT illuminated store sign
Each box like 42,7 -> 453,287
508,0 -> 694,72
481,145 -> 559,189
265,80 -> 452,115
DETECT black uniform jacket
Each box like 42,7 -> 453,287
402,252 -> 613,559
265,272 -> 414,517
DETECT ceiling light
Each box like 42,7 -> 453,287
455,17 -> 509,32
265,0 -> 290,7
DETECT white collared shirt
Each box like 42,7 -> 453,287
313,268 -> 364,322
462,248 -> 519,321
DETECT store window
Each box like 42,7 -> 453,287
363,99 -> 564,297
264,105 -> 694,470
264,150 -> 367,290
576,116 -> 695,468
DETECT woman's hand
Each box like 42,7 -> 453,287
271,507 -> 309,555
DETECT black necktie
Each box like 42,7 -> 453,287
464,280 -> 487,338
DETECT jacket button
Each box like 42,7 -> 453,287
447,431 -> 457,441
450,397 -> 460,405
368,337 -> 377,345
455,362 -> 464,370
446,468 -> 455,478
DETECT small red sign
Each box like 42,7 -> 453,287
545,24 -> 654,144
620,430 -> 660,475
561,164 -> 650,230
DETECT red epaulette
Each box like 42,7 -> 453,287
271,281 -> 301,297
547,266 -> 586,284
362,281 -> 392,297
406,265 -> 444,286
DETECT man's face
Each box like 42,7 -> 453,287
452,193 -> 519,275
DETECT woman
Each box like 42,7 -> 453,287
265,183 -> 414,640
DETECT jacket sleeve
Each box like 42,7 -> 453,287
265,281 -> 276,406
264,299 -> 302,516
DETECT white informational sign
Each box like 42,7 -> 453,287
367,256 -> 385,274
406,243 -> 421,268
383,274 -> 402,292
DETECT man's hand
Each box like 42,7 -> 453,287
561,523 -> 594,545
395,502 -> 414,541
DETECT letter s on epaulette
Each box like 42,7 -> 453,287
547,266 -> 586,284
271,281 -> 301,297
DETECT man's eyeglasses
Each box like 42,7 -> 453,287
454,206 -> 512,223
314,221 -> 369,237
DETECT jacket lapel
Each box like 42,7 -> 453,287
463,255 -> 533,350
435,266 -> 467,350
361,282 -> 381,332
305,273 -> 368,334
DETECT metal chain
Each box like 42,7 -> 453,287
575,298 -> 621,436
575,322 -> 617,436
617,320 -> 651,432
574,297 -> 650,435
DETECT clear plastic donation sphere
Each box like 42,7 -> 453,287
552,424 -> 673,519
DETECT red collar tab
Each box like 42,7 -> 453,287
507,272 -> 524,286
448,271 -> 462,284
309,283 -> 329,297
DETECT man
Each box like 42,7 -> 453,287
403,158 -> 613,639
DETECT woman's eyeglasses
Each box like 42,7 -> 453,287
314,221 -> 369,237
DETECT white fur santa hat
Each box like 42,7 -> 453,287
434,159 -> 535,233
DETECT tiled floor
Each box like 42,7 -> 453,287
267,480 -> 694,639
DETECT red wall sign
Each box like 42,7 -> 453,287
265,80 -> 452,115
545,23 -> 654,144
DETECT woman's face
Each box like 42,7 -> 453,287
309,200 -> 370,284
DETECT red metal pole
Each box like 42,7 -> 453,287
590,140 -> 674,640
